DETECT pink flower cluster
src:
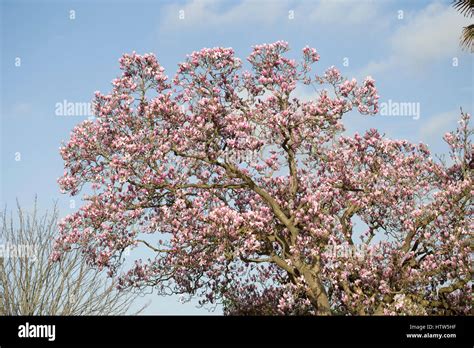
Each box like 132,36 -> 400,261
54,42 -> 471,315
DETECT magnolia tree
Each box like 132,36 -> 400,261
53,42 -> 472,315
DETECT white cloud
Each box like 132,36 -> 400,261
420,109 -> 460,142
360,2 -> 471,76
159,0 -> 290,31
158,0 -> 387,33
306,0 -> 381,26
291,84 -> 317,102
7,103 -> 32,117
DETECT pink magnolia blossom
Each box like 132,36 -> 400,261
54,42 -> 471,315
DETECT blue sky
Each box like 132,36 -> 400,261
1,0 -> 472,314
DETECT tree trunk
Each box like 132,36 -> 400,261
299,263 -> 331,315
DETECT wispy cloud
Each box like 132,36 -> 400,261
158,0 -> 290,31
6,102 -> 32,118
158,0 -> 388,33
360,2 -> 470,77
420,109 -> 460,144
306,0 -> 382,26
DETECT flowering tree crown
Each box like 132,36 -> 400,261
54,42 -> 472,315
